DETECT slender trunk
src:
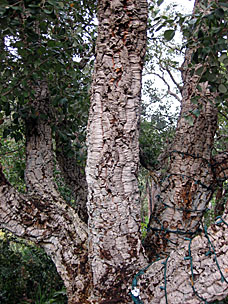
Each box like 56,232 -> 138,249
144,69 -> 218,259
86,0 -> 148,302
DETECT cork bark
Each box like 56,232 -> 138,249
144,62 -> 219,258
85,0 -> 148,302
143,0 -> 224,260
1,0 -> 228,303
0,81 -> 92,303
139,205 -> 228,304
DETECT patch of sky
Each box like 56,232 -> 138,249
142,0 -> 195,118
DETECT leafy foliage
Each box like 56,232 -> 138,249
0,0 -> 96,159
0,128 -> 26,191
150,0 -> 228,109
141,215 -> 149,239
140,83 -> 178,169
0,232 -> 66,304
183,1 -> 228,102
0,2 -> 96,300
146,0 -> 185,87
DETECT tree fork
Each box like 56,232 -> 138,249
55,126 -> 88,223
0,80 -> 92,303
2,0 -> 228,303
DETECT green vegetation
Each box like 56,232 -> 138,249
0,232 -> 67,304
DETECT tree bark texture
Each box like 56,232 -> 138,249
0,168 -> 91,303
86,0 -> 148,302
144,66 -> 218,257
0,81 -> 92,303
144,0 -> 221,260
1,0 -> 228,303
2,144 -> 228,304
139,206 -> 228,304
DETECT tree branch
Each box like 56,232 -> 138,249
0,81 -> 92,302
139,210 -> 228,303
153,72 -> 181,102
0,164 -> 87,242
24,81 -> 56,195
165,66 -> 183,92
218,110 -> 228,122
0,163 -> 91,302
212,152 -> 228,181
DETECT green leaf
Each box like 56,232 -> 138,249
218,84 -> 227,93
0,8 -> 6,15
60,97 -> 68,105
215,8 -> 224,18
219,2 -> 228,9
211,27 -> 221,34
0,0 -> 8,6
192,108 -> 200,118
58,2 -> 64,9
28,4 -> 40,8
218,53 -> 228,63
11,6 -> 22,11
207,73 -> 217,82
43,8 -> 53,14
164,30 -> 175,41
188,18 -> 197,25
47,0 -> 58,5
157,0 -> 164,6
185,115 -> 194,126
195,66 -> 204,76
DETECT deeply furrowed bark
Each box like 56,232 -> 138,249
144,70 -> 218,259
144,0 -> 220,260
1,1 -> 228,303
0,81 -> 92,303
139,206 -> 228,304
86,0 -> 148,302
0,169 -> 91,303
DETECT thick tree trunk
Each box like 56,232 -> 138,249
144,0 -> 220,260
1,1 -> 228,304
86,0 -> 148,302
